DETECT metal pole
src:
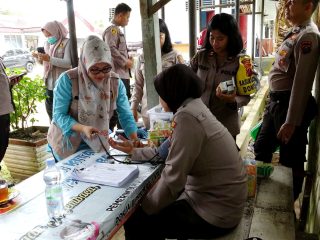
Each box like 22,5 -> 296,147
251,0 -> 256,60
235,0 -> 240,24
189,0 -> 197,59
161,6 -> 165,20
259,0 -> 265,74
65,0 -> 78,67
199,0 -> 202,31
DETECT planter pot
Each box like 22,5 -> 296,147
3,126 -> 51,180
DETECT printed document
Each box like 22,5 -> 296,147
71,163 -> 139,187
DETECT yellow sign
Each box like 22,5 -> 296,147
236,55 -> 257,95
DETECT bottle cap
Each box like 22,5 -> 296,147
46,158 -> 56,167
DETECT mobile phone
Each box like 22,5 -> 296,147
9,72 -> 27,80
37,47 -> 45,54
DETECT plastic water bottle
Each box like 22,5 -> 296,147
43,158 -> 64,221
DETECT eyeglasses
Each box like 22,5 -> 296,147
89,67 -> 112,75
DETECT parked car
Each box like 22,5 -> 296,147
2,49 -> 35,72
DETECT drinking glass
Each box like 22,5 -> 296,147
0,179 -> 8,204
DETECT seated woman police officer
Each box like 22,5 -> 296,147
109,64 -> 247,240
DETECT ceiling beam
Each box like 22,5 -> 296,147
148,0 -> 171,17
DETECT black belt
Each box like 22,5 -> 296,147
269,91 -> 291,102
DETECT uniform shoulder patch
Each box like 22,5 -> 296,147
300,41 -> 312,54
111,28 -> 117,35
171,121 -> 177,129
279,50 -> 287,57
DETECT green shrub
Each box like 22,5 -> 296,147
6,68 -> 46,130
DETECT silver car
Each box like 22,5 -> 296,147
2,49 -> 35,72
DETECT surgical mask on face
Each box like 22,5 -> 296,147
47,36 -> 57,45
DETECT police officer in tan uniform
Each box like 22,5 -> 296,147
190,13 -> 250,139
131,19 -> 184,129
0,58 -> 23,170
254,0 -> 320,201
109,65 -> 247,239
103,3 -> 133,131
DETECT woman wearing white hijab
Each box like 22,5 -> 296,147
33,20 -> 72,120
47,35 -> 138,160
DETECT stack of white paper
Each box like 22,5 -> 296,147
71,163 -> 139,187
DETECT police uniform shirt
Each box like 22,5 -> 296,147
131,50 -> 184,128
103,22 -> 130,80
269,20 -> 320,126
190,50 -> 250,136
133,98 -> 247,228
0,59 -> 14,115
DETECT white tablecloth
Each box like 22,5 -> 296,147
0,149 -> 163,240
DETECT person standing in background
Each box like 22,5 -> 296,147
190,13 -> 250,140
0,58 -> 24,170
33,20 -> 72,121
254,0 -> 319,202
103,3 -> 133,132
131,18 -> 184,129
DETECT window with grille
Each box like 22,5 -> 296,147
4,35 -> 22,49
109,8 -> 115,22
185,0 -> 200,11
221,0 -> 235,7
201,0 -> 237,9
201,0 -> 214,8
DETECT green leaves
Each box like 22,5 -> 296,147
5,67 -> 25,76
9,72 -> 46,130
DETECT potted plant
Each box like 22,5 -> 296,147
3,68 -> 51,180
